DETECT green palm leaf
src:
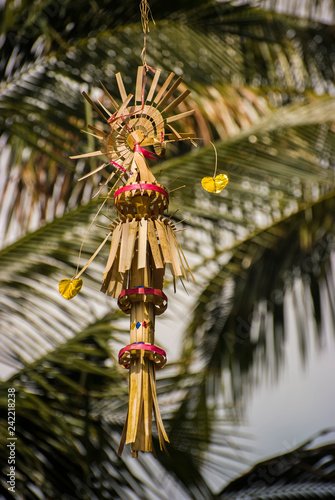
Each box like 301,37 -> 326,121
185,194 -> 335,402
2,0 -> 335,241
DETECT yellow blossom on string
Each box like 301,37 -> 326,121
201,174 -> 228,193
201,142 -> 228,193
59,279 -> 83,300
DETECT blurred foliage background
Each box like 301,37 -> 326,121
1,0 -> 335,498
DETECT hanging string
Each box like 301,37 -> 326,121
140,0 -> 155,69
73,177 -> 121,278
201,141 -> 228,194
210,141 -> 218,178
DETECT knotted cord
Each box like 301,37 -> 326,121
140,0 -> 155,69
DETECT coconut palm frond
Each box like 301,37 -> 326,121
259,0 -> 335,24
0,200 -> 120,371
184,194 -> 335,403
0,310 -> 250,500
218,429 -> 335,499
1,0 -> 335,243
159,97 -> 335,261
0,313 -> 158,500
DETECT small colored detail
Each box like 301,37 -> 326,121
134,144 -> 157,160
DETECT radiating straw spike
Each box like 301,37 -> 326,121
146,69 -> 161,102
157,76 -> 183,108
81,129 -> 105,140
88,124 -> 107,137
100,81 -> 119,110
166,176 -> 179,186
78,163 -> 108,181
115,94 -> 133,118
82,91 -> 107,121
166,109 -> 195,123
153,72 -> 175,104
167,122 -> 182,139
102,212 -> 116,222
179,277 -> 189,295
153,168 -> 163,180
70,150 -> 104,159
169,185 -> 185,193
173,237 -> 187,280
166,208 -> 180,220
162,90 -> 191,114
174,217 -> 189,225
173,234 -> 196,283
92,171 -> 117,199
165,133 -> 196,141
116,72 -> 128,102
135,66 -> 144,104
149,364 -> 169,442
97,98 -> 113,117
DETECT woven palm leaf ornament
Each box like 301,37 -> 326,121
59,0 -> 228,457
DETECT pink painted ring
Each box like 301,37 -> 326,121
118,342 -> 167,370
119,287 -> 167,299
114,183 -> 169,201
117,287 -> 168,316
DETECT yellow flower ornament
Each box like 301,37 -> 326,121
201,174 -> 228,193
59,279 -> 83,300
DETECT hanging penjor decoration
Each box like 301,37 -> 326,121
59,0 -> 228,458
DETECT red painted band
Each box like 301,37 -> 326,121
118,343 -> 166,361
114,183 -> 169,201
119,287 -> 167,301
